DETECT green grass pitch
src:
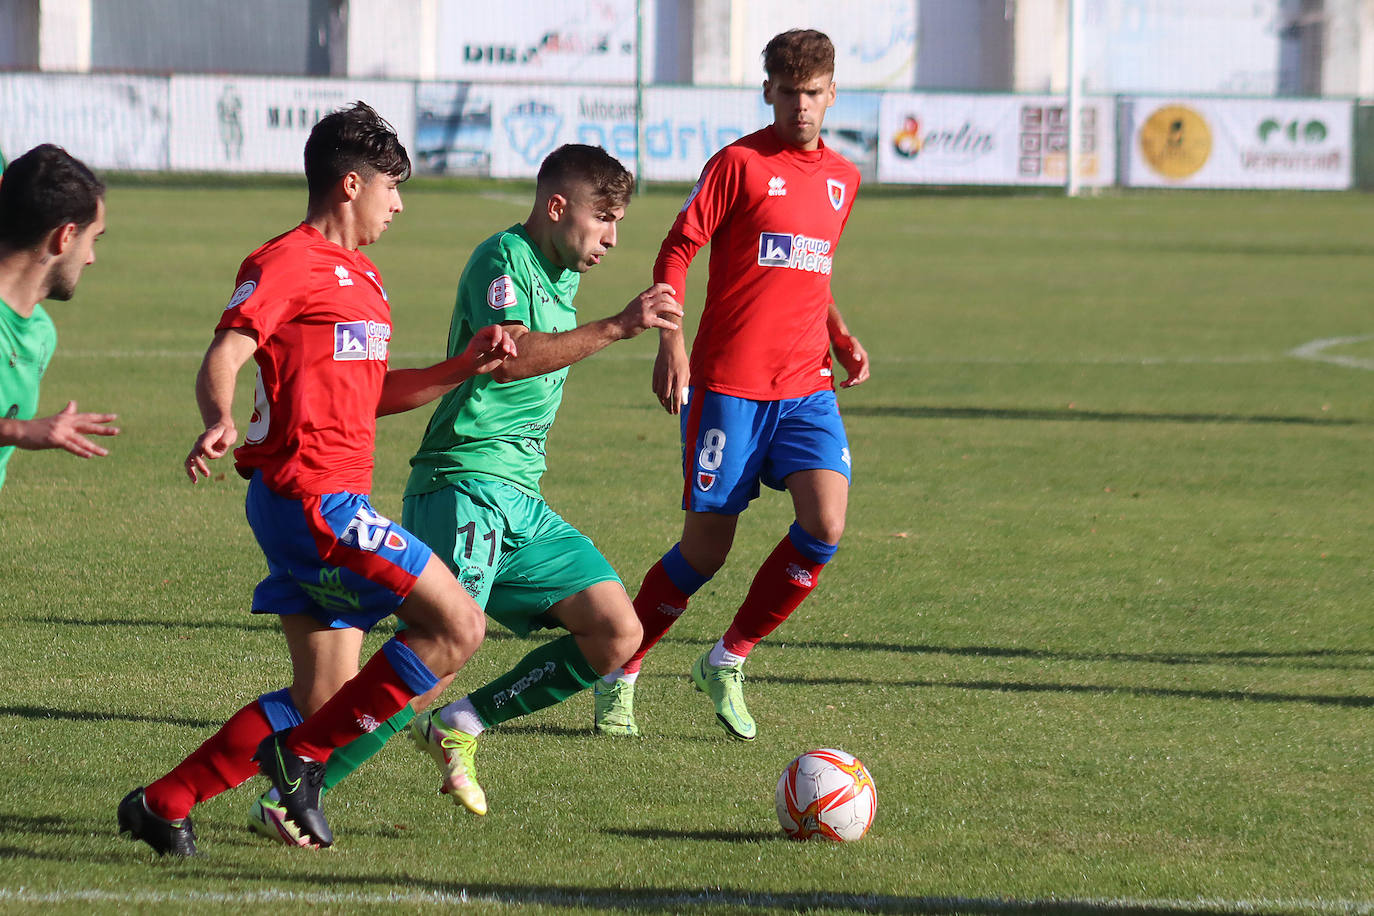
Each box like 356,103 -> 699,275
0,178 -> 1370,914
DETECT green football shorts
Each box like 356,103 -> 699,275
401,476 -> 621,636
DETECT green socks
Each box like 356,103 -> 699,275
471,634 -> 599,728
321,703 -> 416,796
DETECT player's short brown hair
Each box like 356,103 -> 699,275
304,101 -> 411,203
0,144 -> 104,250
763,29 -> 835,84
537,144 -> 633,210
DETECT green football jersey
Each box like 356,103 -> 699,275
406,224 -> 580,500
0,298 -> 57,491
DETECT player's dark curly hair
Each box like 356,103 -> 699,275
763,29 -> 835,83
537,144 -> 634,209
0,144 -> 104,250
304,100 -> 411,203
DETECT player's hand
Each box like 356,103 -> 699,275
17,401 -> 119,457
832,334 -> 870,388
652,336 -> 690,415
185,421 -> 237,483
617,283 -> 681,340
463,323 -> 519,376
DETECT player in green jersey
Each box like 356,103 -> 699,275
246,143 -> 678,832
0,144 -> 118,492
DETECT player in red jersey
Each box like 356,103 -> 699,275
594,29 -> 869,740
119,102 -> 516,856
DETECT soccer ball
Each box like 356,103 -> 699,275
775,748 -> 876,842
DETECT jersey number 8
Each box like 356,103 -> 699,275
698,428 -> 727,471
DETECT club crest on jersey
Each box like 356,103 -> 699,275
488,274 -> 518,309
334,320 -> 391,361
696,471 -> 717,491
827,178 -> 847,211
757,232 -> 833,275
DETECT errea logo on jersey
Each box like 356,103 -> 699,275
334,320 -> 391,361
757,232 -> 833,275
768,176 -> 787,197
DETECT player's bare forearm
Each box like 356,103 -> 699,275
0,404 -> 119,456
186,328 -> 256,481
377,325 -> 517,415
491,284 -> 679,383
653,327 -> 691,414
826,302 -> 870,388
195,329 -> 256,429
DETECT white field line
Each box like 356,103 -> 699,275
0,887 -> 1370,913
1288,335 -> 1374,371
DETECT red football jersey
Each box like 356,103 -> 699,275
657,127 -> 860,400
216,223 -> 393,497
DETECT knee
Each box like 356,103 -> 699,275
807,517 -> 845,548
410,596 -> 486,671
678,539 -> 730,577
608,609 -> 643,662
289,681 -> 343,718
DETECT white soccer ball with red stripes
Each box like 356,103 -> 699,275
775,748 -> 876,842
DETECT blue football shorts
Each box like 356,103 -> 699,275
245,471 -> 434,631
679,388 -> 852,514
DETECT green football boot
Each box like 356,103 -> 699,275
412,710 -> 488,815
690,651 -> 757,741
593,678 -> 641,737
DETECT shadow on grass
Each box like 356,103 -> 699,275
604,826 -> 778,842
765,638 -> 1374,672
0,704 -> 218,729
1,811 -> 1359,914
0,853 -> 1321,916
842,404 -> 1363,427
754,674 -> 1374,709
33,617 -> 521,641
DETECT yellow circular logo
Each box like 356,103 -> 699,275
1139,105 -> 1212,180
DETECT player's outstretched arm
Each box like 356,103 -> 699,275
376,323 -> 518,417
486,282 -> 680,384
186,328 -> 257,483
827,303 -> 869,389
0,401 -> 119,458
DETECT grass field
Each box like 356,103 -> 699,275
0,179 -> 1370,915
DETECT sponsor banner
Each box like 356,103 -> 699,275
483,85 -> 880,183
169,76 -> 415,173
640,87 -> 877,183
1124,97 -> 1352,190
0,73 -> 169,170
414,82 -> 495,175
878,93 -> 1116,186
639,88 -> 758,182
435,0 -> 637,84
486,85 -> 640,178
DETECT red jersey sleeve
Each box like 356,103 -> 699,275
676,147 -> 747,246
216,246 -> 310,341
652,224 -> 702,305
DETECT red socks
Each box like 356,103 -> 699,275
723,533 -> 825,657
284,645 -> 415,763
143,699 -> 273,821
624,559 -> 691,675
